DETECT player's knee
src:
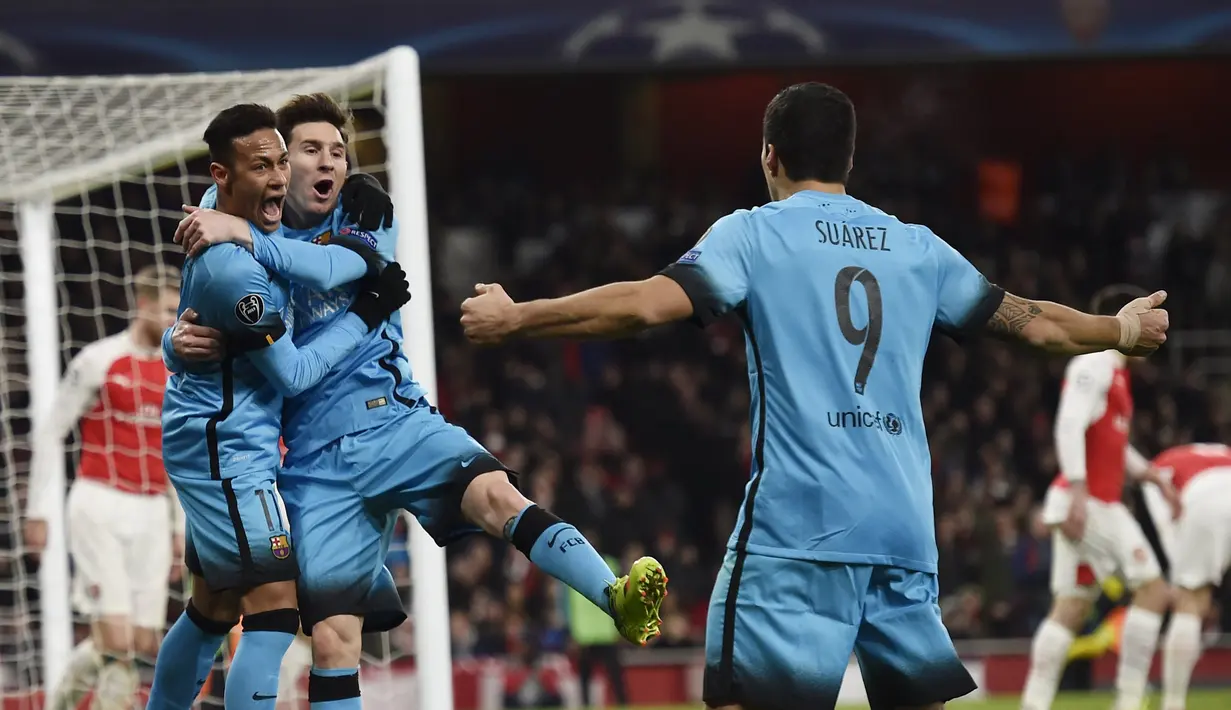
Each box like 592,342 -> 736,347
460,469 -> 527,534
1049,596 -> 1091,631
1131,577 -> 1171,613
1173,586 -> 1212,617
187,574 -> 241,623
242,579 -> 297,615
241,607 -> 300,635
311,615 -> 363,668
93,617 -> 135,657
131,628 -> 160,660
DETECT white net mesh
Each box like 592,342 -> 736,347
0,51 -> 419,709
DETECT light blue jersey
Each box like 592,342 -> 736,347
202,185 -> 504,632
161,229 -> 371,477
161,228 -> 377,590
660,190 -> 1003,574
201,184 -> 425,463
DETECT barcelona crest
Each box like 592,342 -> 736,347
270,534 -> 292,560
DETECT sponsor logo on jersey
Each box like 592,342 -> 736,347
269,534 -> 292,560
234,293 -> 265,326
366,396 -> 388,410
338,226 -> 379,251
826,408 -> 904,436
678,249 -> 702,263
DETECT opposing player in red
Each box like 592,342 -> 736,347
24,264 -> 184,710
1021,291 -> 1180,710
1141,443 -> 1231,710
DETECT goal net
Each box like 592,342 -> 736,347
0,46 -> 450,710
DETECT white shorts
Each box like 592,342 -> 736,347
1041,486 -> 1161,598
1168,469 -> 1231,590
67,478 -> 173,629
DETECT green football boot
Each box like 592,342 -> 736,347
606,556 -> 668,645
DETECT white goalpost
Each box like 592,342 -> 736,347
0,45 -> 451,710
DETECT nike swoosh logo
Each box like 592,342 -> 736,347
252,693 -> 278,701
546,529 -> 565,548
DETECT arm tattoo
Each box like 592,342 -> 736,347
986,293 -> 1043,337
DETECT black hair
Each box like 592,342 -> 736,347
203,103 -> 278,167
1090,284 -> 1148,316
276,93 -> 352,146
762,82 -> 856,184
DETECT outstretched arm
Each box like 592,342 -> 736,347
462,212 -> 750,344
982,291 -> 1168,356
462,276 -> 693,343
929,225 -> 1169,356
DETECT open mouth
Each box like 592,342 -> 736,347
312,179 -> 335,200
261,195 -> 284,221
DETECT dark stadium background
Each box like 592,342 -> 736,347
2,0 -> 1230,705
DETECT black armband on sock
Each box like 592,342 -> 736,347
507,504 -> 563,556
241,608 -> 300,634
309,671 -> 361,702
185,600 -> 238,636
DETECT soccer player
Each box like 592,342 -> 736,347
169,93 -> 666,710
1141,443 -> 1231,710
1021,291 -> 1181,710
457,82 -> 1171,710
148,102 -> 410,710
23,264 -> 182,710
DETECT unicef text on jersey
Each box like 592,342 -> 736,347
826,407 -> 904,436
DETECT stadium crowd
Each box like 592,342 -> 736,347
2,145 -> 1229,686
423,149 -> 1231,658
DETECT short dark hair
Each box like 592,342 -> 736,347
276,93 -> 352,146
133,264 -> 181,300
203,103 -> 278,167
762,82 -> 856,184
1090,284 -> 1148,316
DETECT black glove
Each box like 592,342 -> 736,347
329,233 -> 385,280
349,261 -> 411,330
340,173 -> 394,232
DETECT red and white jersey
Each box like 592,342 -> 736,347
1151,443 -> 1231,493
28,330 -> 169,519
1050,350 -> 1145,503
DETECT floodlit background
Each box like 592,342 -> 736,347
2,1 -> 1230,708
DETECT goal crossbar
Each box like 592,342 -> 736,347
0,50 -> 392,203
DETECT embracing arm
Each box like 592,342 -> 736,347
162,325 -> 187,373
177,206 -> 372,291
194,249 -> 370,398
246,315 -> 368,398
250,230 -> 376,292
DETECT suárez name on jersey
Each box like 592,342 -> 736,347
815,220 -> 890,252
